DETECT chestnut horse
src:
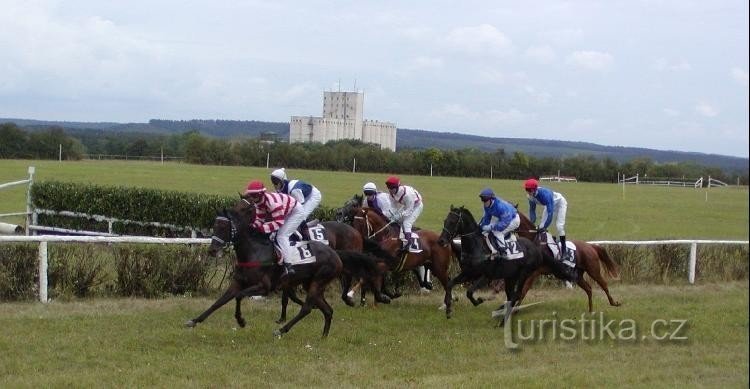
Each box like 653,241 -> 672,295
185,199 -> 343,337
351,207 -> 456,312
514,210 -> 621,312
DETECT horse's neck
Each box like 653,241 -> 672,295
235,229 -> 273,263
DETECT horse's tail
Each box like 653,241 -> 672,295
337,250 -> 378,277
593,244 -> 620,279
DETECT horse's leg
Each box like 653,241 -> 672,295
466,277 -> 489,306
313,287 -> 335,337
276,290 -> 290,324
518,267 -> 546,306
186,281 -> 243,327
585,266 -> 622,307
275,288 -> 315,337
499,277 -> 519,327
233,296 -> 247,328
576,277 -> 594,312
339,273 -> 356,307
370,274 -> 391,305
444,271 -> 471,319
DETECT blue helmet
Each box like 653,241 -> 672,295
479,188 -> 495,200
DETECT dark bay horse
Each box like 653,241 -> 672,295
351,207 -> 456,312
185,199 -> 343,337
514,210 -> 621,312
437,205 -> 543,324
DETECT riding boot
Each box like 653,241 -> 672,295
299,221 -> 310,241
283,262 -> 295,277
559,235 -> 567,261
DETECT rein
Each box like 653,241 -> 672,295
442,210 -> 476,240
354,212 -> 394,239
212,209 -> 265,269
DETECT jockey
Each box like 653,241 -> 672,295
270,168 -> 322,240
362,182 -> 393,218
244,180 -> 305,276
385,175 -> 431,290
524,178 -> 577,282
478,188 -> 520,260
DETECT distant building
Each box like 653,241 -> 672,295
290,91 -> 396,151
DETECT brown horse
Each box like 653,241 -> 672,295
185,198 -> 343,337
351,207 -> 456,311
514,210 -> 621,312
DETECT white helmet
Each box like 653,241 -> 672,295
270,168 -> 287,181
362,182 -> 377,192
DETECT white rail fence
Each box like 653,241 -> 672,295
0,166 -> 35,234
0,235 -> 747,303
617,174 -> 730,188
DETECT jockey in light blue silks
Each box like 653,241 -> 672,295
477,188 -> 520,259
525,178 -> 577,282
270,168 -> 322,239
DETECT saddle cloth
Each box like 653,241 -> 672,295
541,232 -> 577,268
397,230 -> 423,253
483,233 -> 524,260
291,223 -> 329,246
283,241 -> 317,265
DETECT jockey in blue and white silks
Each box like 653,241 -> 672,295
524,178 -> 570,260
478,188 -> 520,259
270,168 -> 322,234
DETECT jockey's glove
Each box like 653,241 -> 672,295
481,224 -> 493,233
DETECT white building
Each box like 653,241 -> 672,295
290,91 -> 397,151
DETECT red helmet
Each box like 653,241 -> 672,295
385,176 -> 400,189
245,180 -> 266,194
524,178 -> 538,191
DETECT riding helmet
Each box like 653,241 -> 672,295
363,182 -> 377,195
385,176 -> 400,189
524,178 -> 539,191
245,180 -> 267,194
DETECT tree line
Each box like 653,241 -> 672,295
1,122 -> 746,184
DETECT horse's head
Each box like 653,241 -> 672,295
438,205 -> 478,245
208,208 -> 236,257
351,207 -> 391,240
335,194 -> 363,223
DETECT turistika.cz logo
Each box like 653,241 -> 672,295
503,312 -> 688,349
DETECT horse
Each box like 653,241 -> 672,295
351,206 -> 456,312
185,198 -> 343,337
437,205 -> 544,324
513,210 -> 621,312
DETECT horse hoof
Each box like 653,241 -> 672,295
273,329 -> 283,338
236,318 -> 246,328
343,297 -> 355,307
185,320 -> 196,328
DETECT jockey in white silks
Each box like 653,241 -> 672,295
270,168 -> 322,239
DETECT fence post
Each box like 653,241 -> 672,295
26,166 -> 35,236
38,241 -> 48,303
688,242 -> 697,284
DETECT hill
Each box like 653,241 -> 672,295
2,117 -> 746,172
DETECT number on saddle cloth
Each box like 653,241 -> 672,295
287,241 -> 317,265
292,223 -> 329,245
541,232 -> 577,266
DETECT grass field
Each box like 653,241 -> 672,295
1,159 -> 748,240
0,282 -> 747,387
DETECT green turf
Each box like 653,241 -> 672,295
0,282 -> 746,387
1,159 -> 748,240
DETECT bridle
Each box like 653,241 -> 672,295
354,209 -> 393,239
211,211 -> 237,251
441,208 -> 476,241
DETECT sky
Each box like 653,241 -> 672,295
1,1 -> 748,158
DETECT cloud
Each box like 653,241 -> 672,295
653,58 -> 692,72
444,24 -> 513,57
662,108 -> 680,117
524,86 -> 552,104
730,67 -> 749,87
539,28 -> 583,46
565,51 -> 614,71
695,102 -> 719,117
524,45 -> 556,64
568,118 -> 596,130
403,56 -> 444,74
430,104 -> 533,126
